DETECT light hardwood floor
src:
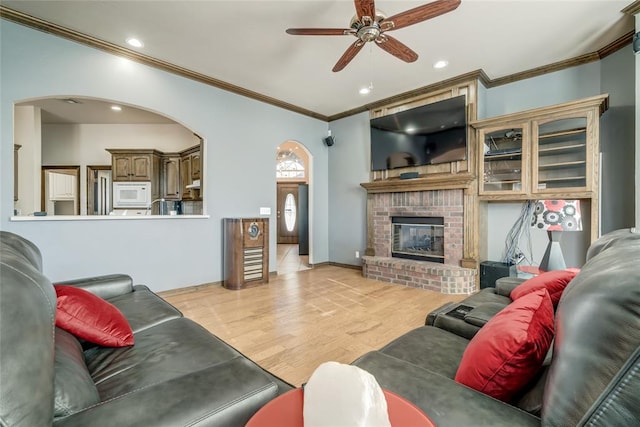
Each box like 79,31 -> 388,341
160,265 -> 465,386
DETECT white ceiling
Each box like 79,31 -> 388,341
2,0 -> 634,121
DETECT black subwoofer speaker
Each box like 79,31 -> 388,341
480,261 -> 516,289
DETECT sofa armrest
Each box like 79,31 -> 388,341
54,274 -> 133,300
425,301 -> 457,325
495,277 -> 527,297
433,312 -> 480,340
463,302 -> 507,327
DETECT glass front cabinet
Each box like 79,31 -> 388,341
478,123 -> 529,195
473,95 -> 607,199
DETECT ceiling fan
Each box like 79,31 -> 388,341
286,0 -> 461,72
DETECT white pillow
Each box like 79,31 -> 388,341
303,361 -> 391,427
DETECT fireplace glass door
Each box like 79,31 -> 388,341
392,217 -> 444,263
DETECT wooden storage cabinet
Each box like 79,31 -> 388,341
223,218 -> 269,290
533,116 -> 591,193
162,156 -> 181,200
473,95 -> 607,199
180,145 -> 201,201
107,149 -> 161,182
479,123 -> 529,195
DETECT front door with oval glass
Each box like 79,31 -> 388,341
277,183 -> 299,244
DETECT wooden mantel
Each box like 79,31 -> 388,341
360,173 -> 476,193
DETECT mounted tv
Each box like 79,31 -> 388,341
370,95 -> 467,171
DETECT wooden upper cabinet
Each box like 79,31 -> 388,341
179,144 -> 201,200
532,114 -> 592,195
472,94 -> 608,200
107,149 -> 160,182
180,155 -> 193,200
162,156 -> 181,200
112,154 -> 133,180
477,122 -> 529,196
130,155 -> 152,180
191,151 -> 201,181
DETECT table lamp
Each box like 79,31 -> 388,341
532,200 -> 582,271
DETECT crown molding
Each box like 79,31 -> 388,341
0,6 -> 329,122
0,5 -> 632,124
622,1 -> 640,16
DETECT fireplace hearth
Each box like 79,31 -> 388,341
392,216 -> 444,263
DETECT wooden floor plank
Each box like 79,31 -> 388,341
160,265 -> 465,387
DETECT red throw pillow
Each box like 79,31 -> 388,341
510,270 -> 577,307
55,285 -> 134,347
455,288 -> 554,402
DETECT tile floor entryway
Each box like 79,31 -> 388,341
277,244 -> 311,275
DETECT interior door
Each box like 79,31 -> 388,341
298,184 -> 309,255
277,183 -> 299,244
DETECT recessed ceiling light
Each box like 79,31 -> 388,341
126,38 -> 144,48
359,87 -> 371,95
111,105 -> 122,112
433,60 -> 448,69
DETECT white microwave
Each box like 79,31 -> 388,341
113,182 -> 152,208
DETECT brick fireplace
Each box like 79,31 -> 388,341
361,187 -> 476,294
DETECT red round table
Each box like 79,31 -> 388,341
246,388 -> 435,426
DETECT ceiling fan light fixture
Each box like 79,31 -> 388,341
433,60 -> 449,69
126,37 -> 144,48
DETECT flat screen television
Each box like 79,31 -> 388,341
370,95 -> 467,171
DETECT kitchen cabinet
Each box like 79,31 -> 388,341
107,149 -> 161,182
473,95 -> 607,199
180,145 -> 201,201
162,155 -> 181,200
191,151 -> 200,181
180,155 -> 193,200
49,172 -> 76,200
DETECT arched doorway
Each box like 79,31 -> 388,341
276,141 -> 311,274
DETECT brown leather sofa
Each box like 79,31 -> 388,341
352,228 -> 640,426
0,231 -> 293,427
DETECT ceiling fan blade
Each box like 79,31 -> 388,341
382,0 -> 461,31
286,28 -> 353,36
332,40 -> 365,72
355,0 -> 376,21
376,35 -> 418,63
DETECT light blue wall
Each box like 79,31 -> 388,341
1,21 -> 329,292
482,63 -> 602,118
327,112 -> 370,265
600,45 -> 635,233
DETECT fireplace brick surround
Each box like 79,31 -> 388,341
362,189 -> 476,294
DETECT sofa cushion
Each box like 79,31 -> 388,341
53,327 -> 100,419
455,288 -> 554,402
378,326 -> 469,378
85,317 -> 242,400
55,285 -> 134,347
510,270 -> 577,307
